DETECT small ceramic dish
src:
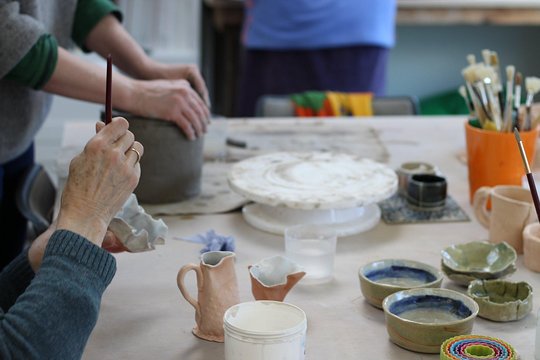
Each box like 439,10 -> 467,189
382,288 -> 479,354
248,255 -> 305,302
358,259 -> 443,309
441,261 -> 517,286
467,279 -> 533,322
441,241 -> 517,277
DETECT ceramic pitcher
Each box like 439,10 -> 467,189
473,185 -> 536,254
177,251 -> 240,342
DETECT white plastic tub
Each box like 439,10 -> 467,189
224,301 -> 307,360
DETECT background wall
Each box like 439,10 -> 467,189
387,25 -> 540,100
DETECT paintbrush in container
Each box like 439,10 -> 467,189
502,65 -> 515,132
477,64 -> 502,131
513,72 -> 523,131
524,77 -> 540,131
514,127 -> 540,222
105,54 -> 113,125
490,52 -> 505,113
459,85 -> 474,117
462,64 -> 492,127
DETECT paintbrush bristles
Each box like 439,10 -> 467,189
482,49 -> 491,66
526,77 -> 540,96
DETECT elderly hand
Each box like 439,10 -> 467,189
130,78 -> 210,141
55,117 -> 143,246
150,63 -> 211,108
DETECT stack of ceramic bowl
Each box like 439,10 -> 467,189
440,335 -> 516,360
440,241 -> 517,286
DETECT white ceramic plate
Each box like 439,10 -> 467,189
242,202 -> 381,236
228,152 -> 397,210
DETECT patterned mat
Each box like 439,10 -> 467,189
378,194 -> 470,224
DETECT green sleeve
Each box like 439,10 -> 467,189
3,34 -> 58,90
72,0 -> 123,52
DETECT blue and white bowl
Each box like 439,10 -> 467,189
382,288 -> 479,354
358,259 -> 443,308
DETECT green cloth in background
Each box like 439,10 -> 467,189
419,89 -> 469,115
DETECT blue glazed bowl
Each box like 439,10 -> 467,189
382,288 -> 479,354
358,259 -> 443,309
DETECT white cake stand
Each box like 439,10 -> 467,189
228,152 -> 397,236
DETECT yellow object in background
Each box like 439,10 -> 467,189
291,91 -> 373,117
482,120 -> 498,131
326,92 -> 373,116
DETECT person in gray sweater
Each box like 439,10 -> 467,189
0,116 -> 143,359
0,0 -> 209,270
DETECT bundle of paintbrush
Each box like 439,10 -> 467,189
461,49 -> 540,132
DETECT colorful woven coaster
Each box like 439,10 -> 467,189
440,335 -> 516,360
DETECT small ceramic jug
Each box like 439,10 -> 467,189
473,185 -> 536,254
248,255 -> 305,302
177,251 -> 240,342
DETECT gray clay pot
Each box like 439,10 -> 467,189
108,112 -> 204,204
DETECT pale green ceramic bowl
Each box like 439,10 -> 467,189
358,259 -> 443,309
467,279 -> 533,322
441,241 -> 517,275
382,288 -> 479,354
440,261 -> 517,286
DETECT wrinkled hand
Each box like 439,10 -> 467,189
132,78 -> 210,141
156,63 -> 211,108
56,117 -> 143,246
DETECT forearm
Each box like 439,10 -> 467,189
0,253 -> 34,313
84,14 -> 160,80
42,47 -> 138,113
0,230 -> 116,360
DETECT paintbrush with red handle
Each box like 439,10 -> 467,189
514,127 -> 540,221
105,54 -> 112,125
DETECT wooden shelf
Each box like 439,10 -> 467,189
397,8 -> 540,25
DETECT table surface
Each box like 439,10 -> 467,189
79,117 -> 539,360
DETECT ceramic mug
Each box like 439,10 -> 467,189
522,222 -> 540,272
473,185 -> 536,254
406,174 -> 447,211
465,122 -> 538,203
177,251 -> 240,342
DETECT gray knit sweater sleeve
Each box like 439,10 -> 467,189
0,230 -> 117,360
0,1 -> 46,78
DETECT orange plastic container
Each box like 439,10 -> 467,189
465,122 -> 538,203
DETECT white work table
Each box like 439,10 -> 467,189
76,117 -> 538,360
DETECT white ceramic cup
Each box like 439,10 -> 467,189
284,224 -> 337,284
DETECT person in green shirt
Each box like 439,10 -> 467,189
0,0 -> 210,270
